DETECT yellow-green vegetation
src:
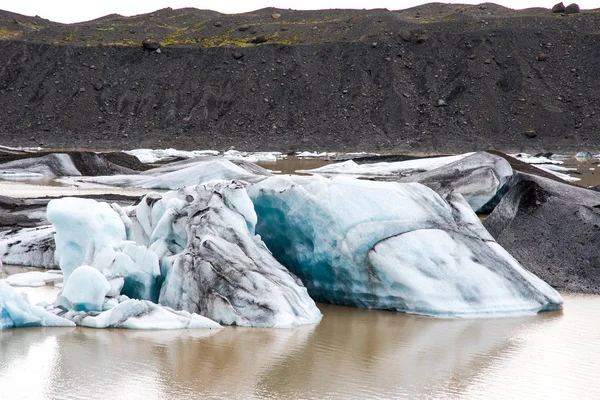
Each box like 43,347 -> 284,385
98,38 -> 138,46
195,32 -> 301,48
269,32 -> 301,45
60,32 -> 75,42
190,19 -> 210,32
95,27 -> 116,31
201,36 -> 253,47
0,28 -> 22,39
270,18 -> 344,25
15,20 -> 42,31
161,26 -> 196,45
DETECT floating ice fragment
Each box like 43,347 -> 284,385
509,153 -> 563,165
67,299 -> 221,330
0,280 -> 74,330
299,153 -> 473,176
2,270 -> 62,287
124,148 -> 220,163
249,175 -> 563,317
76,157 -> 271,190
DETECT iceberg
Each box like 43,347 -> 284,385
155,184 -> 322,328
44,183 -> 321,328
2,270 -> 62,287
64,298 -> 221,330
0,226 -> 57,268
0,152 -> 137,178
400,152 -> 514,213
298,153 -> 473,176
249,175 -> 563,316
0,280 -> 75,330
75,157 -> 271,190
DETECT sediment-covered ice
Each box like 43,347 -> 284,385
0,152 -> 136,178
0,226 -> 57,268
299,153 -> 473,176
249,175 -> 563,316
0,280 -> 75,330
76,157 -> 271,189
401,152 -> 514,213
44,183 -> 321,328
484,172 -> 600,294
154,184 -> 321,327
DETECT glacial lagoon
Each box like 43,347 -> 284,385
1,289 -> 600,399
1,152 -> 600,398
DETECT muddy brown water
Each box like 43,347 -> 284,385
1,287 -> 599,399
560,158 -> 600,188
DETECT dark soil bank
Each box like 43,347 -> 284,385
0,4 -> 599,153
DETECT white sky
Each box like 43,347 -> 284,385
0,0 -> 597,24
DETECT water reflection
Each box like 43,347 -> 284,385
3,297 -> 598,400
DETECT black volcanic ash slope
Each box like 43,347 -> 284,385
0,5 -> 599,153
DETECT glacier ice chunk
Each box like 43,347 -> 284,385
47,197 -> 126,282
0,280 -> 74,330
2,270 -> 62,287
47,198 -> 161,302
58,265 -> 110,312
0,226 -> 57,269
126,182 -> 322,327
249,175 -> 563,317
44,182 -> 321,328
298,153 -> 473,176
66,299 -> 221,330
76,157 -> 271,190
401,152 -> 514,213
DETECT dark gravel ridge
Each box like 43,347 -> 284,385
0,4 -> 599,153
